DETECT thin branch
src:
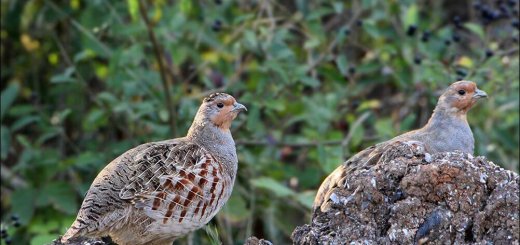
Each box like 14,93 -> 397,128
138,0 -> 177,136
1,164 -> 28,189
45,0 -> 112,56
190,55 -> 251,99
341,111 -> 371,156
305,8 -> 364,73
236,139 -> 344,147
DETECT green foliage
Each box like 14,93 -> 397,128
1,0 -> 518,244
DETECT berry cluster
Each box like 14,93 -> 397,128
1,215 -> 21,245
403,0 -> 519,77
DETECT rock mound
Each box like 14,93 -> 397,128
292,142 -> 519,244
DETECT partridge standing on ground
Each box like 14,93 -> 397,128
314,81 -> 488,213
61,93 -> 247,245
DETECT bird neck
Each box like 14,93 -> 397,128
426,106 -> 469,130
186,118 -> 238,177
187,120 -> 232,141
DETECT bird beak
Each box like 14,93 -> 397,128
232,102 -> 247,112
473,89 -> 488,99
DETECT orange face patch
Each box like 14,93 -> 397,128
210,97 -> 238,130
222,97 -> 236,106
451,81 -> 476,94
450,81 -> 478,112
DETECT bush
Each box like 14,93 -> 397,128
1,0 -> 518,244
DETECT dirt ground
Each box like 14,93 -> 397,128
292,142 -> 519,245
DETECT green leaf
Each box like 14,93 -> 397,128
300,77 -> 321,87
246,105 -> 261,132
364,22 -> 381,39
403,4 -> 418,27
251,177 -> 295,197
50,67 -> 76,83
221,193 -> 249,222
180,0 -> 192,14
83,109 -> 108,131
127,0 -> 139,22
1,83 -> 20,120
11,188 -> 37,224
303,38 -> 320,50
36,128 -> 61,145
11,115 -> 39,131
464,23 -> 485,40
31,234 -> 58,245
73,152 -> 103,168
375,118 -> 394,139
39,182 -> 78,214
73,49 -> 96,63
294,190 -> 317,209
336,54 -> 348,75
1,125 -> 10,160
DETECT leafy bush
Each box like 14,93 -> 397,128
1,0 -> 518,244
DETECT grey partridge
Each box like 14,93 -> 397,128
61,93 -> 247,245
314,81 -> 487,213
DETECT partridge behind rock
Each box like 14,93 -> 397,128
61,93 -> 247,245
314,81 -> 487,213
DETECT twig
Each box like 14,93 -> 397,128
235,139 -> 344,147
499,47 -> 519,57
45,0 -> 112,57
305,8 -> 364,73
1,164 -> 28,189
190,55 -> 251,99
341,111 -> 371,159
138,0 -> 177,136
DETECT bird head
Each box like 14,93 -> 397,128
437,80 -> 487,115
197,93 -> 247,131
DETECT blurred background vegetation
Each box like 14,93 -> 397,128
1,0 -> 518,244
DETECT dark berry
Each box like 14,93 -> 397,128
352,100 -> 360,108
481,6 -> 495,20
508,0 -> 517,7
452,33 -> 461,42
1,229 -> 7,239
344,28 -> 350,35
444,39 -> 452,46
453,15 -> 461,23
211,20 -> 222,32
473,2 -> 482,10
406,25 -> 417,36
30,92 -> 38,102
453,15 -> 463,28
499,4 -> 510,17
414,56 -> 422,65
456,69 -> 467,77
5,237 -> 11,245
215,0 -> 222,4
356,20 -> 363,27
512,19 -> 519,29
490,10 -> 501,20
421,31 -> 431,42
10,215 -> 18,222
348,66 -> 356,74
12,221 -> 20,228
485,49 -> 494,58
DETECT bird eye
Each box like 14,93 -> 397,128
217,103 -> 224,108
458,90 -> 466,95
